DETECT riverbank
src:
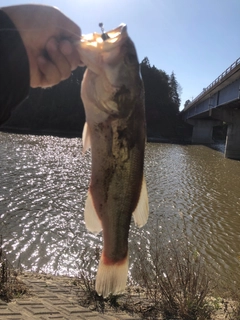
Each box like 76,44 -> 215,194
1,132 -> 239,319
0,126 -> 82,138
0,236 -> 238,319
0,127 -> 192,143
1,271 -> 237,320
1,272 -> 142,320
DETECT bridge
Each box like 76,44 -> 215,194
182,57 -> 240,159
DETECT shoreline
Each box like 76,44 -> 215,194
0,126 -> 82,139
0,127 -> 192,144
1,270 -> 235,320
3,271 -> 145,320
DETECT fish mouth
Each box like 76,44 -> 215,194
78,23 -> 130,81
80,24 -> 127,50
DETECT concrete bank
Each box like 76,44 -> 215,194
0,273 -> 141,320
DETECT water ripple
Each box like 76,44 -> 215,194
0,133 -> 240,288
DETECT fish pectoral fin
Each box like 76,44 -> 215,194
132,176 -> 149,228
82,122 -> 91,153
84,191 -> 102,234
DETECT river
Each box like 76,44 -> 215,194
0,132 -> 239,291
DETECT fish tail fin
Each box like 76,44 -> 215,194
95,253 -> 128,298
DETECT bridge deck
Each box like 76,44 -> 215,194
183,57 -> 240,117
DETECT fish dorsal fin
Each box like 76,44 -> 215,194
84,191 -> 102,234
132,176 -> 149,228
82,122 -> 91,153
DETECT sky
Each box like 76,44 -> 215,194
2,0 -> 240,110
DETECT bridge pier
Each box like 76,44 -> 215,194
225,123 -> 240,159
224,111 -> 240,160
211,108 -> 240,159
187,119 -> 221,144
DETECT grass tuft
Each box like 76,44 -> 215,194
223,289 -> 240,320
130,223 -> 218,320
0,235 -> 28,302
74,270 -> 124,313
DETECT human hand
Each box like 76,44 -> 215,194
2,4 -> 82,88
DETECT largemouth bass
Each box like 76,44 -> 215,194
78,24 -> 148,297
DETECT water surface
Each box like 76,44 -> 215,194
0,132 -> 239,289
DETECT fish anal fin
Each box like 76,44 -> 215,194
84,191 -> 102,234
133,176 -> 149,228
82,122 -> 91,153
95,253 -> 128,298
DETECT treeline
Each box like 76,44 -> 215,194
2,67 -> 86,136
141,57 -> 183,138
2,57 -> 190,139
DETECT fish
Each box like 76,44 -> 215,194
78,24 -> 149,298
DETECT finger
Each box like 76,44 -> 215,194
59,39 -> 81,70
59,16 -> 81,41
36,55 -> 62,87
46,38 -> 72,80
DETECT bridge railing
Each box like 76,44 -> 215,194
184,57 -> 240,110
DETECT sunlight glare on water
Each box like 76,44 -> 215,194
0,132 -> 240,289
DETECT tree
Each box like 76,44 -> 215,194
184,99 -> 191,109
3,67 -> 86,135
169,71 -> 181,111
3,58 -> 185,140
140,59 -> 181,138
141,57 -> 151,68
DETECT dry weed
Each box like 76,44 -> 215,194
0,235 -> 28,302
131,225 -> 217,319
